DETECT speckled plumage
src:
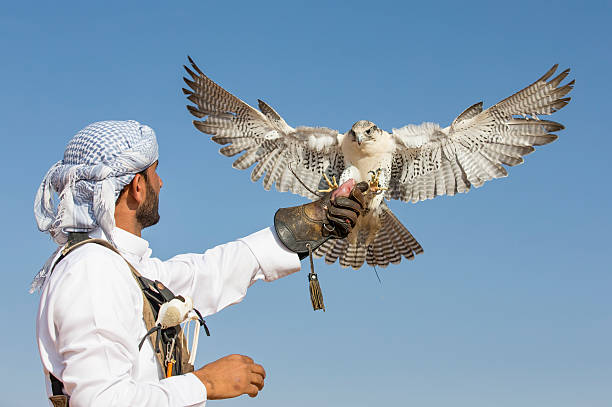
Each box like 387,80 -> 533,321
183,58 -> 573,269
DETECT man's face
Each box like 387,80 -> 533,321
136,161 -> 163,229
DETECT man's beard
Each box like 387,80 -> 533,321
136,180 -> 160,229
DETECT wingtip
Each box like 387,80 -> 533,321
187,56 -> 204,76
187,105 -> 205,118
540,119 -> 565,131
549,68 -> 572,87
539,64 -> 559,82
524,146 -> 535,156
183,64 -> 197,79
257,99 -> 266,111
183,76 -> 196,89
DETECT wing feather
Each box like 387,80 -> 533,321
388,65 -> 573,203
184,57 -> 345,199
251,145 -> 281,182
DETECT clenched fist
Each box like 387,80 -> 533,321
194,354 -> 266,399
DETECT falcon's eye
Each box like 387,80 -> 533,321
366,129 -> 371,135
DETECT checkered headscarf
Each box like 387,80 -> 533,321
32,120 -> 158,291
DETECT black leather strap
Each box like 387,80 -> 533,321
49,373 -> 64,396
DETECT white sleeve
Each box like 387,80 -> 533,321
137,227 -> 301,317
50,249 -> 207,406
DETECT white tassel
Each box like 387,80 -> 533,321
94,178 -> 117,245
29,246 -> 62,293
52,171 -> 78,244
34,160 -> 62,232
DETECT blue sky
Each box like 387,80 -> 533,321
2,1 -> 611,406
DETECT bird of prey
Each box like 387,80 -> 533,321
183,57 -> 573,269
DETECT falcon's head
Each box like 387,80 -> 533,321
349,120 -> 383,146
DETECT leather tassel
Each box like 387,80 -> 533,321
306,244 -> 325,311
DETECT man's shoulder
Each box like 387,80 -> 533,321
42,241 -> 144,330
65,241 -> 125,262
51,242 -> 130,280
44,242 -> 140,306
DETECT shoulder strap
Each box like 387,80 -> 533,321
50,238 -> 143,282
56,238 -> 143,277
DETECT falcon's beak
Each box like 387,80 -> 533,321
356,134 -> 363,145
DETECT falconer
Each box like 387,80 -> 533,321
33,120 -> 366,407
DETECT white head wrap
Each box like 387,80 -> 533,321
31,120 -> 158,292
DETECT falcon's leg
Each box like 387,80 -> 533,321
318,174 -> 339,193
368,169 -> 388,195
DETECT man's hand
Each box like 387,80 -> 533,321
193,354 -> 266,399
327,179 -> 368,238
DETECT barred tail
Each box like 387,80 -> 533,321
314,206 -> 423,270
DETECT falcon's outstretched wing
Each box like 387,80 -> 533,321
183,57 -> 345,200
388,65 -> 574,203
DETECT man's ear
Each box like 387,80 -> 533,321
119,173 -> 146,209
130,173 -> 148,205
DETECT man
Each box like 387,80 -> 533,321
33,120 -> 365,406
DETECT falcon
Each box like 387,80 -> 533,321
183,57 -> 573,269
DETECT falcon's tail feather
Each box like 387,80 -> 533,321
314,206 -> 423,269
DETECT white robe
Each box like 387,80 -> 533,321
36,226 -> 301,406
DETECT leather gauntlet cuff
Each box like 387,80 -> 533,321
274,182 -> 368,257
274,202 -> 333,257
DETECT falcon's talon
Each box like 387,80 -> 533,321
318,174 -> 339,193
367,169 -> 386,195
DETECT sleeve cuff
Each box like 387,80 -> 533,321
239,227 -> 301,281
161,373 -> 207,406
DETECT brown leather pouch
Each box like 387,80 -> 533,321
48,395 -> 69,407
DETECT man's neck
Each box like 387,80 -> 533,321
114,215 -> 142,237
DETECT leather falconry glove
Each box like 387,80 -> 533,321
274,180 -> 369,259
